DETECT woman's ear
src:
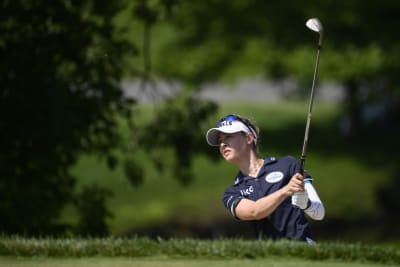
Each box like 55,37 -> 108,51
246,133 -> 254,145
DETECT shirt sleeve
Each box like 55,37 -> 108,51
304,181 -> 325,220
222,187 -> 244,220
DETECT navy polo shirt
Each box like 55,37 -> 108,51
222,156 -> 312,241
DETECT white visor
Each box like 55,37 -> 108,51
206,120 -> 256,146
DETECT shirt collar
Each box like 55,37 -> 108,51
234,156 -> 277,184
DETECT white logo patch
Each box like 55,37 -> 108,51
265,171 -> 284,183
240,185 -> 254,196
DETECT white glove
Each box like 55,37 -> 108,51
291,191 -> 309,210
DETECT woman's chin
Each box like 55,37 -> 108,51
224,155 -> 235,163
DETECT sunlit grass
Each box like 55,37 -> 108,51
0,237 -> 399,266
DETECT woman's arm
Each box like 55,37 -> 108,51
235,173 -> 304,220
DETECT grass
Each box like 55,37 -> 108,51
0,237 -> 399,266
0,257 -> 396,267
67,101 -> 399,241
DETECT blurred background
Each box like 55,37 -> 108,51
1,0 -> 399,244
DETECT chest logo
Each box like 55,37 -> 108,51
265,171 -> 284,183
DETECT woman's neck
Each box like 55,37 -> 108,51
238,153 -> 264,177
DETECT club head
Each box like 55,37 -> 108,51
306,18 -> 323,47
306,18 -> 323,33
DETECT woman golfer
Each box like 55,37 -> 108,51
206,114 -> 325,243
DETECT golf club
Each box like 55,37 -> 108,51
300,18 -> 324,173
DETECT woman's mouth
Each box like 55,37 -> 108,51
222,149 -> 230,157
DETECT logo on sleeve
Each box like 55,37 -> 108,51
265,171 -> 284,183
240,185 -> 254,196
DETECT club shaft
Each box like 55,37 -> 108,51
300,46 -> 321,172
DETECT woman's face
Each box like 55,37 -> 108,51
218,132 -> 249,163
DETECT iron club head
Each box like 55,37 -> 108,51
306,18 -> 323,33
306,18 -> 323,47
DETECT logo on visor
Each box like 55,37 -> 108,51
265,171 -> 284,183
219,120 -> 233,127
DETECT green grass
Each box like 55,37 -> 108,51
67,102 -> 399,240
0,237 -> 399,266
0,257 -> 396,267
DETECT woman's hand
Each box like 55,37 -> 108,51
283,173 -> 305,196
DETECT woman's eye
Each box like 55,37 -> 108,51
218,135 -> 227,144
219,134 -> 233,143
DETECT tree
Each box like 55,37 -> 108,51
124,0 -> 221,187
0,0 -> 135,235
149,0 -> 400,134
125,0 -> 400,187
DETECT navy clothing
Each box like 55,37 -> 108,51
222,156 -> 313,241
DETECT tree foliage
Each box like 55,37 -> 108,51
148,0 -> 400,134
136,92 -> 219,186
0,0 -> 135,235
124,0 -> 400,183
